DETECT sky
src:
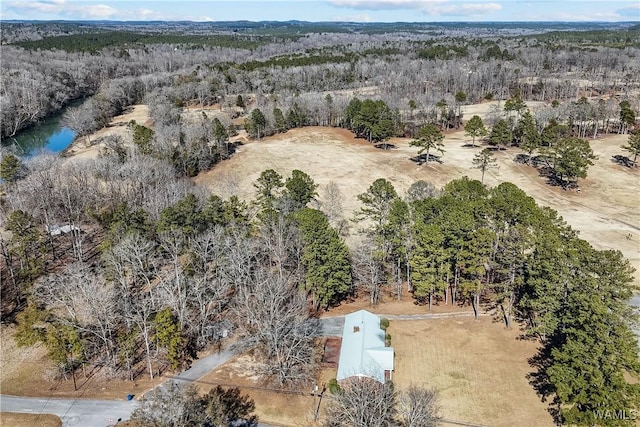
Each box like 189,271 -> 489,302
1,0 -> 639,23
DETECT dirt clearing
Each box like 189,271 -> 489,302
196,125 -> 639,283
65,104 -> 150,160
0,412 -> 61,427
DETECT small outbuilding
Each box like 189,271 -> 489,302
336,310 -> 394,384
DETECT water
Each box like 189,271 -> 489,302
1,101 -> 81,156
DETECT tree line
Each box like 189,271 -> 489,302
3,22 -> 639,141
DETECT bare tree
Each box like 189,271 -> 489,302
397,386 -> 440,427
104,232 -> 159,379
33,263 -> 119,369
319,181 -> 349,236
233,268 -> 318,387
353,238 -> 386,305
325,377 -> 396,427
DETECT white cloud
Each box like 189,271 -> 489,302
331,13 -> 374,21
328,0 -> 447,11
432,2 -> 501,16
616,4 -> 640,18
328,0 -> 501,16
3,0 -> 170,20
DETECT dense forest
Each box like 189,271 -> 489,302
1,21 -> 639,426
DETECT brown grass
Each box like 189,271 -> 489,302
195,354 -> 321,427
0,324 -> 165,399
388,317 -> 553,427
321,291 -> 476,317
0,412 -> 62,427
195,122 -> 639,285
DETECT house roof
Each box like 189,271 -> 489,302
336,310 -> 394,383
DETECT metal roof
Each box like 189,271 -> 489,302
336,310 -> 394,383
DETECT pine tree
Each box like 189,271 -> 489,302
153,308 -> 185,371
464,115 -> 487,147
472,148 -> 499,184
409,123 -> 445,165
294,208 -> 352,310
621,131 -> 640,167
410,223 -> 448,310
489,119 -> 512,149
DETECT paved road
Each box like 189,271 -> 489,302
0,394 -> 137,427
0,347 -> 243,427
168,346 -> 239,385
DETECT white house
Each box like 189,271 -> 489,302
336,310 -> 394,383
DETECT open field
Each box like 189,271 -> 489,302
388,317 -> 553,427
65,100 -> 639,280
0,412 -> 61,427
195,120 -> 639,284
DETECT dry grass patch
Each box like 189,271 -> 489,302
196,124 -> 639,284
0,412 -> 62,427
196,354 -> 323,427
389,317 -> 553,427
1,325 -> 163,399
321,292 -> 476,317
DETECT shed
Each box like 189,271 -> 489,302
336,310 -> 394,383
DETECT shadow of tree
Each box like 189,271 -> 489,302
410,153 -> 443,165
537,166 -> 579,190
527,343 -> 563,425
611,154 -> 635,168
374,143 -> 397,150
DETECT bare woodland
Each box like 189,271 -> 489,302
1,21 -> 639,426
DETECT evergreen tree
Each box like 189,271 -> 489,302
254,169 -> 284,212
212,117 -> 229,155
284,169 -> 318,211
472,148 -> 499,184
153,308 -> 185,370
515,110 -> 541,163
130,122 -> 154,155
273,107 -> 287,133
544,247 -> 640,426
0,154 -> 24,183
621,131 -> 640,167
246,108 -> 267,139
294,208 -> 352,310
548,137 -> 597,187
409,123 -> 445,165
489,119 -> 512,149
410,223 -> 448,310
619,100 -> 636,134
464,115 -> 487,147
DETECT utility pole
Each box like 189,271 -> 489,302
314,384 -> 326,421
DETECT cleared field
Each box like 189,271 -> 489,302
0,412 -> 62,427
195,122 -> 639,284
388,317 -> 554,427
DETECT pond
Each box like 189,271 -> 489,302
1,100 -> 82,156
